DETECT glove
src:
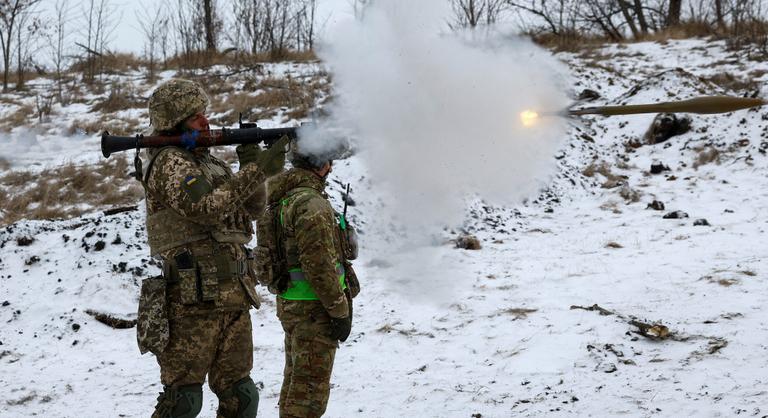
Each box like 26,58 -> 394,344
330,289 -> 353,342
236,136 -> 290,176
329,315 -> 352,342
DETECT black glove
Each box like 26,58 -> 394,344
236,136 -> 290,176
329,315 -> 352,342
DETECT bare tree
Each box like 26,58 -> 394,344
667,0 -> 682,26
203,0 -> 216,52
136,1 -> 169,81
14,4 -> 41,90
632,0 -> 649,33
507,0 -> 582,36
451,0 -> 507,29
296,0 -> 318,50
0,0 -> 40,91
77,0 -> 115,84
715,0 -> 725,29
46,0 -> 71,102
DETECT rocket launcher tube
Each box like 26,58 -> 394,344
101,126 -> 299,158
568,96 -> 766,116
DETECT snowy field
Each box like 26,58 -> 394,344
1,39 -> 767,417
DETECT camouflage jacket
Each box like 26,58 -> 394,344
266,168 -> 350,319
144,146 -> 265,316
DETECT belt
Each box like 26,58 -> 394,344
162,258 -> 247,283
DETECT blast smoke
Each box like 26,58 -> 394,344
314,0 -> 569,223
303,0 -> 571,300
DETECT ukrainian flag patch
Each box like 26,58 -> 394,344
180,174 -> 212,203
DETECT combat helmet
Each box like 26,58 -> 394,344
288,138 -> 348,170
148,79 -> 209,132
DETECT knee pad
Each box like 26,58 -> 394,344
233,377 -> 259,418
154,384 -> 203,418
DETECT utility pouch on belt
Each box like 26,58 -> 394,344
137,275 -> 169,355
173,251 -> 201,305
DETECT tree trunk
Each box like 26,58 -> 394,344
16,23 -> 23,90
714,0 -> 725,30
633,0 -> 648,34
203,0 -> 216,52
667,0 -> 682,27
619,0 -> 640,38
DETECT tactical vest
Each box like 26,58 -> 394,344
142,147 -> 258,309
143,147 -> 253,256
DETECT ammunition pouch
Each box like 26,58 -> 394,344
137,275 -> 169,355
340,224 -> 359,261
343,261 -> 361,299
162,248 -> 256,309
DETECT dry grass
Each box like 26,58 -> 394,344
704,72 -> 760,94
209,74 -> 328,125
167,49 -> 318,70
91,81 -> 146,114
582,160 -> 628,189
68,116 -> 142,136
530,31 -> 606,53
693,146 -> 720,169
70,52 -> 146,75
0,104 -> 34,131
0,157 -> 144,225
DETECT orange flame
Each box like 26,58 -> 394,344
520,110 -> 539,127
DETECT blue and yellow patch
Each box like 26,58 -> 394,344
180,174 -> 212,203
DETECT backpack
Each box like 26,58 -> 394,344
251,187 -> 313,295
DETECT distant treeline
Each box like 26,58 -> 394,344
1,0 -> 766,94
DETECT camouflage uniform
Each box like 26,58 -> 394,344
264,168 -> 353,418
137,79 -> 264,418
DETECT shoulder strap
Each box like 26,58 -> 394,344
142,146 -> 193,185
278,187 -> 321,227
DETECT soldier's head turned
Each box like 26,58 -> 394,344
148,79 -> 210,134
288,139 -> 346,176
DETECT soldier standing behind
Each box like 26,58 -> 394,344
254,141 -> 361,418
135,79 -> 287,418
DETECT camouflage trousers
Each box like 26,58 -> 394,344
155,309 -> 253,417
277,298 -> 338,418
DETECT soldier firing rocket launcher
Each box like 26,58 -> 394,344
101,124 -> 299,158
519,95 -> 767,126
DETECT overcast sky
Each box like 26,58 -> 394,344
41,0 -> 353,55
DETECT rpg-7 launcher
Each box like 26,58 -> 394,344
101,114 -> 299,158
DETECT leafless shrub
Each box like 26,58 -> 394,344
704,72 -> 760,94
582,160 -> 627,188
693,146 -> 720,169
619,184 -> 642,203
35,93 -> 54,122
455,234 -> 482,250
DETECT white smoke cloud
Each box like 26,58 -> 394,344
305,0 -> 571,300
317,0 -> 570,225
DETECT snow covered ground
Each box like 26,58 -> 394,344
1,38 -> 767,417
